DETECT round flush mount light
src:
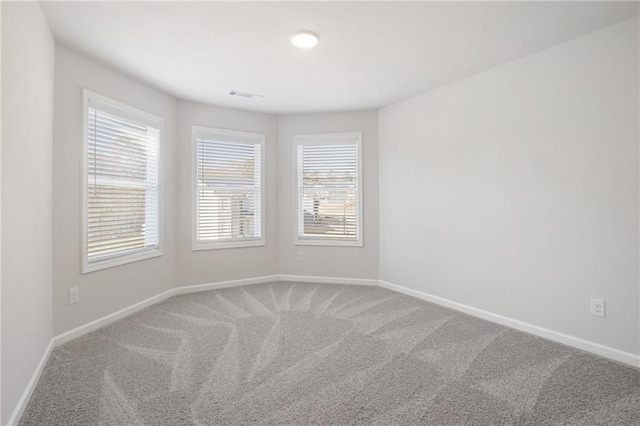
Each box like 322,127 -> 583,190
289,30 -> 319,49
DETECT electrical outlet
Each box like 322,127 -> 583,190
298,251 -> 305,261
590,298 -> 605,318
69,287 -> 80,305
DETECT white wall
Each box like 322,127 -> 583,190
53,45 -> 177,335
379,18 -> 640,355
3,15 -> 637,424
1,2 -> 55,424
176,100 -> 279,286
278,111 -> 379,279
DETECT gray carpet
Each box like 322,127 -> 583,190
19,282 -> 640,425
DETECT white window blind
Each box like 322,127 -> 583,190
83,90 -> 162,273
193,127 -> 264,250
295,133 -> 362,246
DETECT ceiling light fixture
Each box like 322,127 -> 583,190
289,30 -> 319,49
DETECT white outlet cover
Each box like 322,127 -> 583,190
69,287 -> 80,304
590,298 -> 605,318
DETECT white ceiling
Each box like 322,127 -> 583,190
41,1 -> 638,115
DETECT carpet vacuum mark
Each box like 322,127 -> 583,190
19,282 -> 640,425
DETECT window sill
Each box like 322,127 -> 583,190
295,239 -> 363,247
192,239 -> 265,251
82,248 -> 162,274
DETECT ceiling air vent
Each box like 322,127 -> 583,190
229,90 -> 263,100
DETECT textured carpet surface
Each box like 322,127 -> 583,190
19,282 -> 640,425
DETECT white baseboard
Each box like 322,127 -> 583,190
175,274 -> 378,294
378,280 -> 640,369
53,276 -> 277,346
10,275 -> 640,425
6,339 -> 54,426
52,274 -> 378,348
175,275 -> 280,294
53,288 -> 175,346
6,276 -> 282,425
52,276 -> 638,369
278,274 -> 379,286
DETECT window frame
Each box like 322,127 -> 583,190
191,125 -> 266,251
81,89 -> 164,274
293,132 -> 363,247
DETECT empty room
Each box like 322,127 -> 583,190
2,1 -> 640,424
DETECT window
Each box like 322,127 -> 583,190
82,90 -> 162,273
295,132 -> 362,246
192,126 -> 264,250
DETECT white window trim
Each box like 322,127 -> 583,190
191,125 -> 266,251
293,132 -> 363,247
81,89 -> 164,274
